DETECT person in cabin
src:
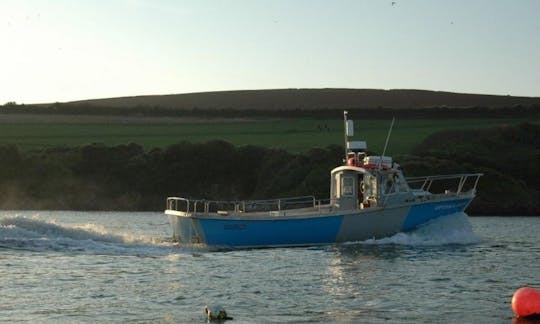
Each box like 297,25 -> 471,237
358,175 -> 364,204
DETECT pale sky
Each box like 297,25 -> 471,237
1,0 -> 539,104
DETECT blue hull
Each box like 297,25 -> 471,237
167,197 -> 473,248
200,216 -> 343,247
401,198 -> 472,231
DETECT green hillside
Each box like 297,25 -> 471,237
0,116 -> 533,153
67,88 -> 540,110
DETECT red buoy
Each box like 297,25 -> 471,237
512,287 -> 540,318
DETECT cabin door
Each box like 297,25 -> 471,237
336,173 -> 357,210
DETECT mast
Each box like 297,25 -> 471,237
343,110 -> 355,162
343,111 -> 348,161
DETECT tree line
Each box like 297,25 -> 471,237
0,141 -> 343,211
2,102 -> 540,119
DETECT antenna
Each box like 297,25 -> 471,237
378,117 -> 395,169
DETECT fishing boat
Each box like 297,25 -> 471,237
164,112 -> 482,248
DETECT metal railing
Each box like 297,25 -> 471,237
406,173 -> 483,195
166,195 -> 326,215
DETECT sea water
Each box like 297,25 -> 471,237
1,211 -> 539,323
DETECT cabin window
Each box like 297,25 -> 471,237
369,176 -> 377,198
395,174 -> 409,192
342,176 -> 354,197
384,174 -> 396,194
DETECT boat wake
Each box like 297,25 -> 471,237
1,212 -> 480,254
357,212 -> 480,246
0,215 -> 184,256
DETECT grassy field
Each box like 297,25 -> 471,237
0,114 -> 537,154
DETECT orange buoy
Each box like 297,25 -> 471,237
512,287 -> 540,318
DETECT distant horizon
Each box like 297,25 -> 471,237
2,1 -> 539,104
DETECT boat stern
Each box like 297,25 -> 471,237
165,209 -> 205,244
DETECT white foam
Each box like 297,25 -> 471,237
0,215 -> 182,256
359,212 -> 481,246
